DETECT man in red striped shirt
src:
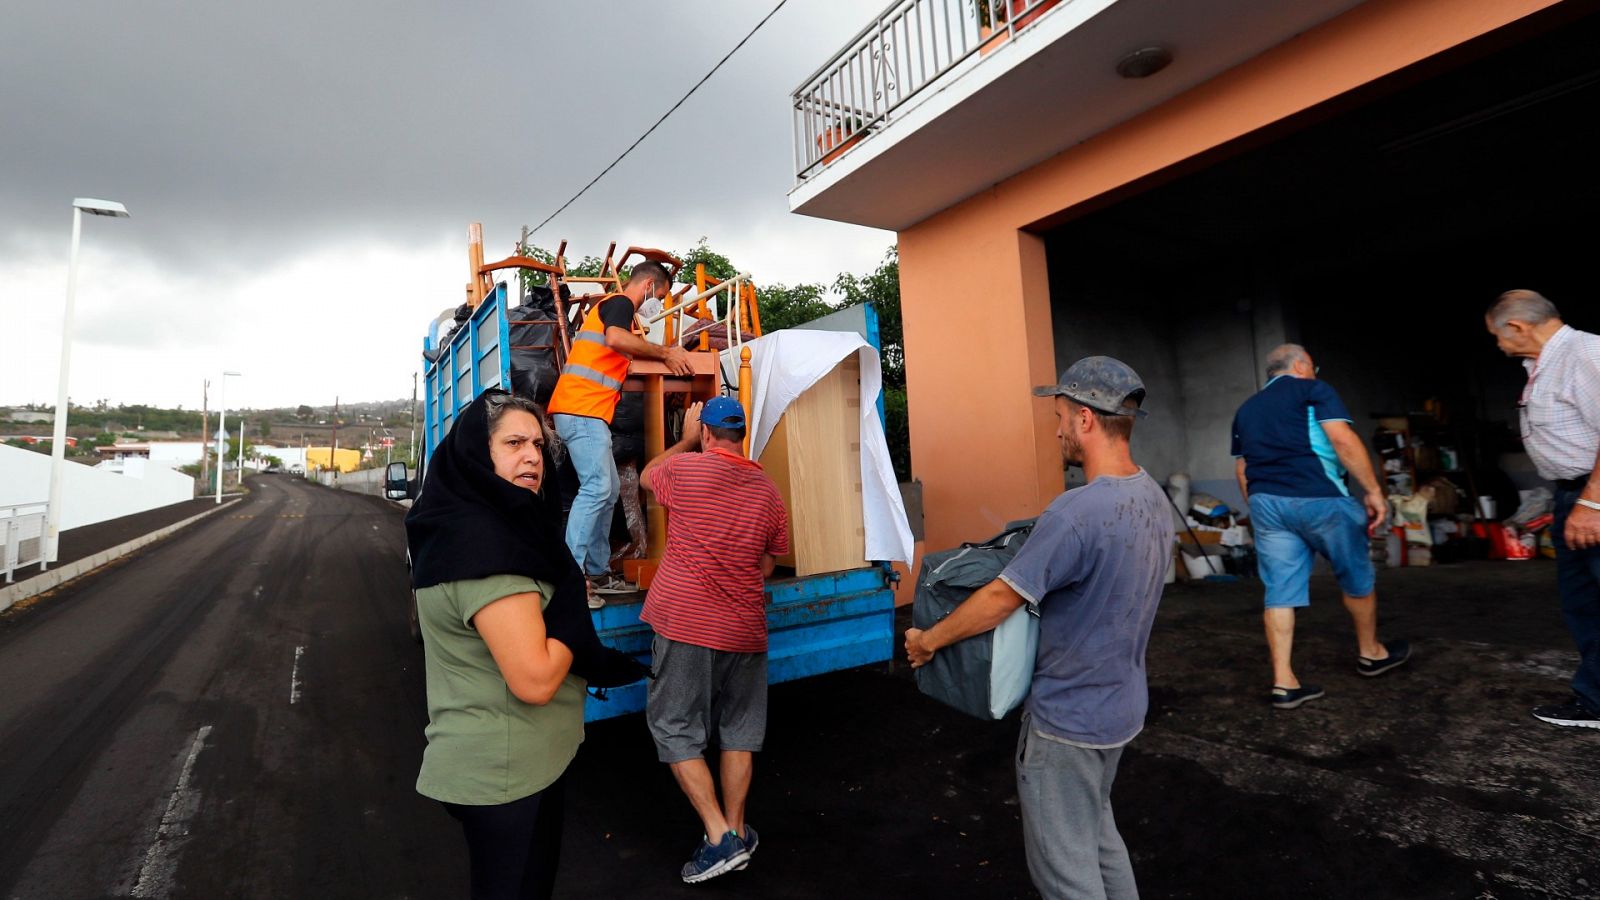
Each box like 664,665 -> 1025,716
640,396 -> 790,884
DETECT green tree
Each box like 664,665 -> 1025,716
757,281 -> 835,333
259,419 -> 272,438
881,386 -> 911,483
674,237 -> 739,285
834,246 -> 903,389
224,434 -> 255,463
296,404 -> 313,421
566,255 -> 604,278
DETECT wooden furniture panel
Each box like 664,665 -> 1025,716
759,354 -> 868,576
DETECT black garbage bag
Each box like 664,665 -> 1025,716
611,391 -> 644,436
507,285 -> 569,404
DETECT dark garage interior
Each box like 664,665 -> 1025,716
1043,5 -> 1600,516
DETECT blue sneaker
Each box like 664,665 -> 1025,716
735,824 -> 758,871
681,831 -> 749,884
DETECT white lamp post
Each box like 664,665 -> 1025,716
216,371 -> 241,503
43,198 -> 130,564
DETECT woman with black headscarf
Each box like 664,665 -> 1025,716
405,389 -> 646,900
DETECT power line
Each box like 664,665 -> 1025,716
528,0 -> 789,237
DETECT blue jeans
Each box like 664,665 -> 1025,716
552,414 -> 618,577
1552,485 -> 1600,711
1249,494 -> 1375,608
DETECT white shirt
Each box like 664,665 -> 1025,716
1521,325 -> 1600,481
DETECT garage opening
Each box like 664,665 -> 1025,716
1042,6 -> 1600,541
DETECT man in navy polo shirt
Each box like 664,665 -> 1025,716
1232,343 -> 1410,710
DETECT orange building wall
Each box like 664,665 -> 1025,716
897,0 -> 1563,558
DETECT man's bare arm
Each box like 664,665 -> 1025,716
639,402 -> 703,495
1321,420 -> 1386,533
1567,446 -> 1600,550
904,578 -> 1026,668
606,326 -> 692,375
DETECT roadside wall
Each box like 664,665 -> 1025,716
0,445 -> 193,530
317,467 -> 387,497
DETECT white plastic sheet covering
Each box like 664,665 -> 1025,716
723,330 -> 915,566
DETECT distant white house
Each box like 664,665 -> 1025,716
4,410 -> 54,424
95,440 -> 208,469
259,445 -> 309,472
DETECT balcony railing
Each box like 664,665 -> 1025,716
791,0 -> 1062,180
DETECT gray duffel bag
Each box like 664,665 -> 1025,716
912,519 -> 1040,720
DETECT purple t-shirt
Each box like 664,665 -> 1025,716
998,469 -> 1174,747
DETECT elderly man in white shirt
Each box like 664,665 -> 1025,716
1486,289 -> 1600,729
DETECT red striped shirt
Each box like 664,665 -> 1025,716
640,448 -> 789,652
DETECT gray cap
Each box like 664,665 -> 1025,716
1032,356 -> 1148,417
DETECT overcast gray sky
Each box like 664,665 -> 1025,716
0,0 -> 890,410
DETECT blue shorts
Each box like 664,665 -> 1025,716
1248,494 -> 1375,608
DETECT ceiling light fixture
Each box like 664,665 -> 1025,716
1117,46 -> 1173,79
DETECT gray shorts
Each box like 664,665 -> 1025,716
646,634 -> 768,763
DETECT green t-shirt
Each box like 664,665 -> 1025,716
415,574 -> 586,805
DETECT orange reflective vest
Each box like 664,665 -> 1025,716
548,300 -> 632,423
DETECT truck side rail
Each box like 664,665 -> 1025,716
421,282 -> 512,465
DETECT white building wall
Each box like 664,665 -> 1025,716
148,441 -> 207,465
260,446 -> 309,470
0,445 -> 192,530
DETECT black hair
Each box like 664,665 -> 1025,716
706,424 -> 747,445
629,261 -> 672,292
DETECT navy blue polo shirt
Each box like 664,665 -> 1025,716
1230,376 -> 1354,498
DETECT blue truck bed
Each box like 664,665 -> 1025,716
583,565 -> 897,721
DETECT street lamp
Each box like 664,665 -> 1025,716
216,371 -> 241,504
43,198 -> 130,565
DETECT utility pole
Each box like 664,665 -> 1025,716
331,396 -> 340,482
410,372 -> 418,468
200,378 -> 210,490
236,419 -> 245,486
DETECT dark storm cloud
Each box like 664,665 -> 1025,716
1,0 -> 868,267
1,1 -> 891,406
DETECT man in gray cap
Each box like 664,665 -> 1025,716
906,356 -> 1174,900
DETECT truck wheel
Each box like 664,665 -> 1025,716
408,590 -> 422,644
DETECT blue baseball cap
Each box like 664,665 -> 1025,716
701,396 -> 747,428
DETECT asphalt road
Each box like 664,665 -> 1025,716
0,474 -> 452,899
2,474 -> 1597,899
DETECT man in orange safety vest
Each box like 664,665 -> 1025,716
549,261 -> 693,607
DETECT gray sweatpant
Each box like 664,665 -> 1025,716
1015,713 -> 1138,900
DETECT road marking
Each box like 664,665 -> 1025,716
130,725 -> 212,898
290,645 -> 305,704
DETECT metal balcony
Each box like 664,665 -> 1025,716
788,0 -> 1369,230
791,0 -> 1062,181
